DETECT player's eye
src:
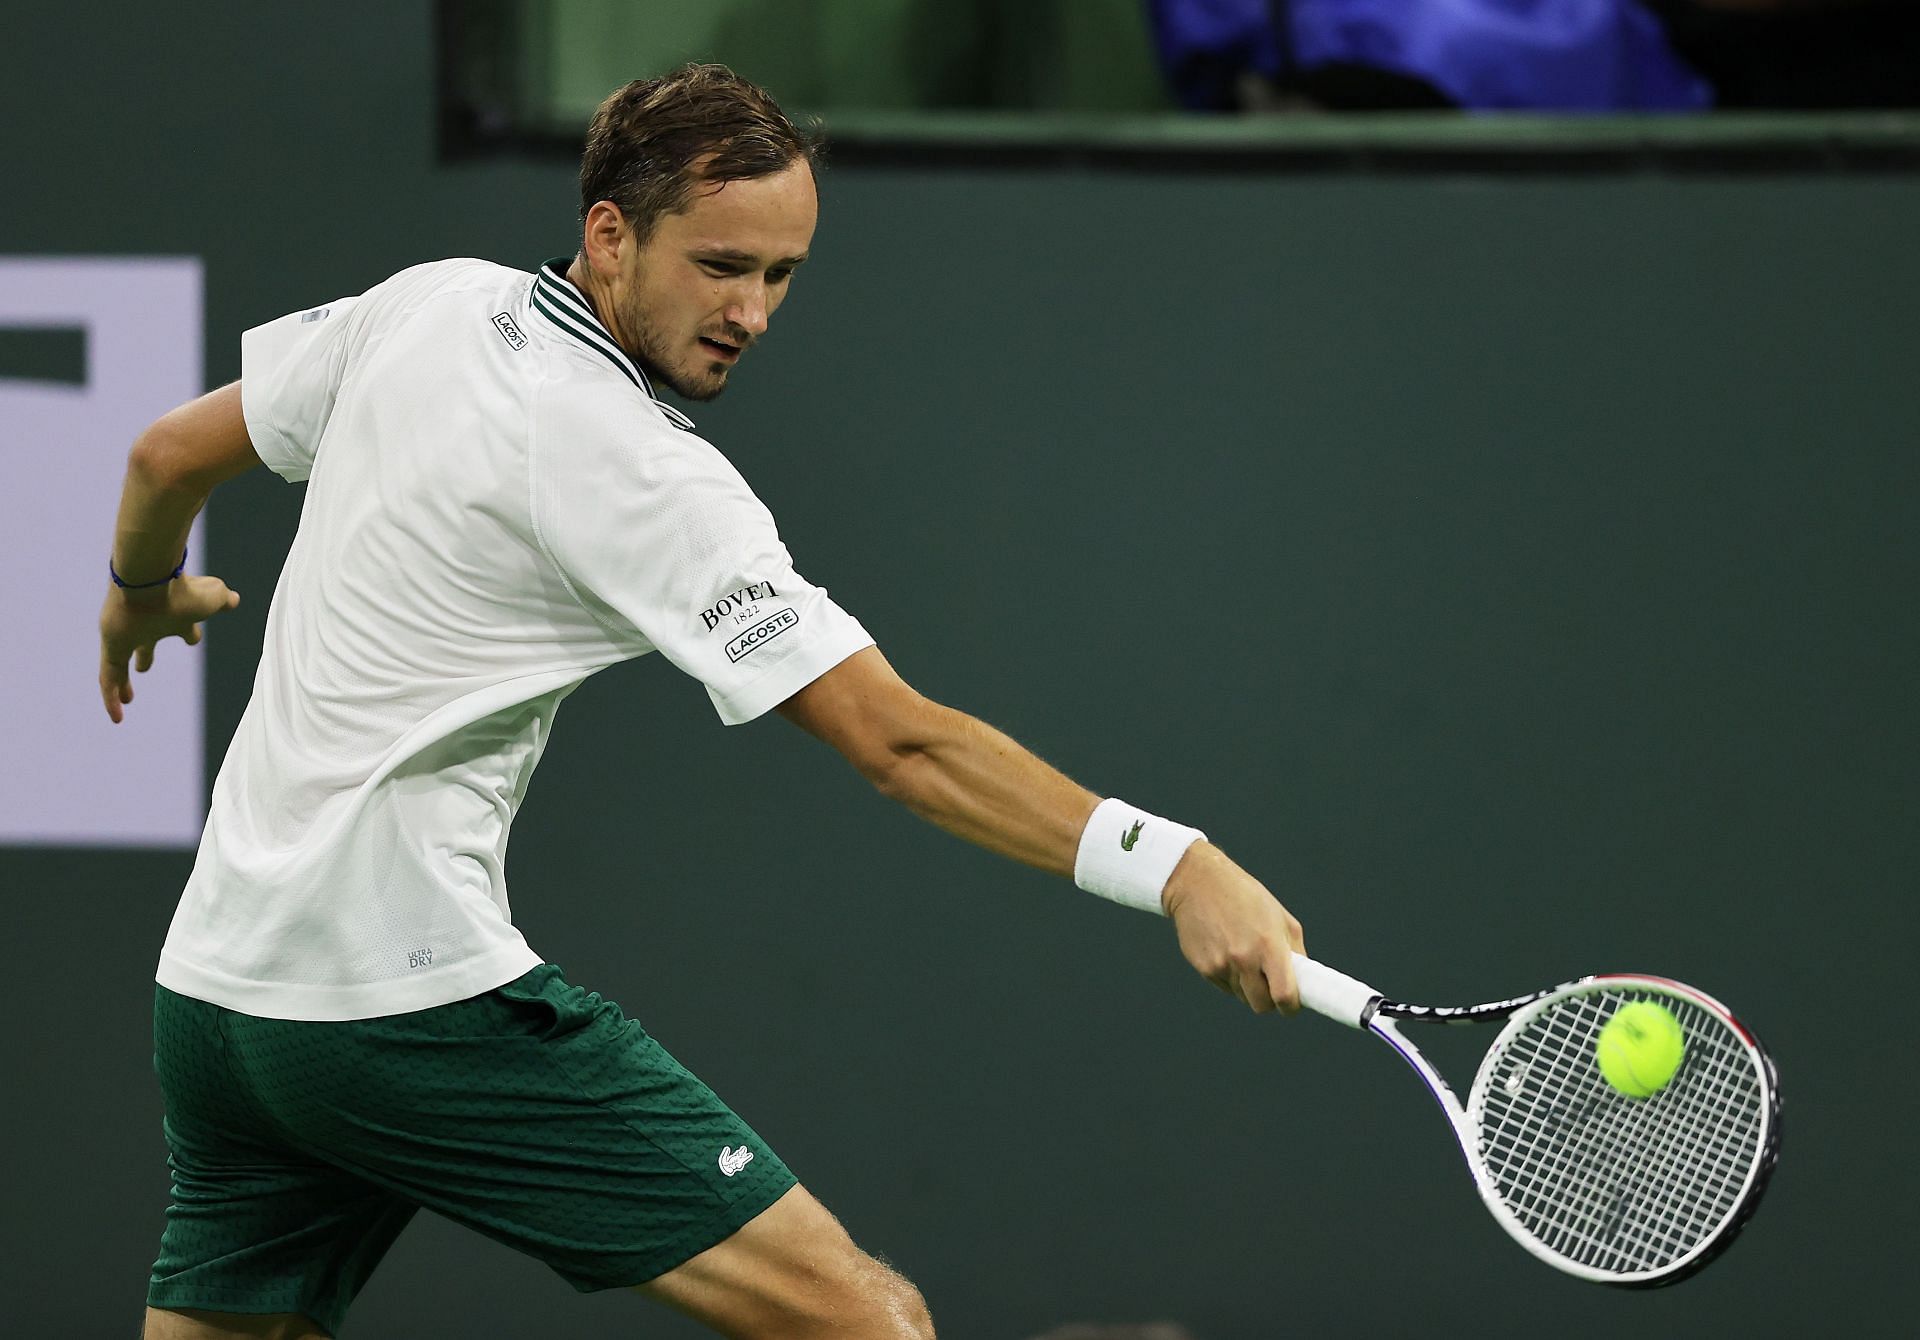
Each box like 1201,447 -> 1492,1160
769,269 -> 794,285
698,260 -> 739,276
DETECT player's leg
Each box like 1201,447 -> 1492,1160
636,1183 -> 934,1339
187,964 -> 927,1335
145,986 -> 419,1337
143,1307 -> 329,1339
259,964 -> 929,1334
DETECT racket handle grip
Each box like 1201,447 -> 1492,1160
1291,954 -> 1382,1028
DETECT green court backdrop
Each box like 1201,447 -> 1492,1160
3,4 -> 1915,1337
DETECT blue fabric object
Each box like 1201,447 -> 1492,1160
1148,0 -> 1714,111
111,547 -> 188,589
1147,0 -> 1286,110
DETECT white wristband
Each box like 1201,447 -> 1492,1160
1073,798 -> 1207,915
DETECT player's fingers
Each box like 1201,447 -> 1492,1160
100,668 -> 123,723
1237,964 -> 1276,1015
185,575 -> 240,617
134,644 -> 154,673
1266,947 -> 1302,1015
183,623 -> 203,646
101,653 -> 135,720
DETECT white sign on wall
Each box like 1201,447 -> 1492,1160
0,257 -> 207,847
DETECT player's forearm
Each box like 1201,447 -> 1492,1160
871,705 -> 1101,877
109,385 -> 258,589
110,438 -> 209,590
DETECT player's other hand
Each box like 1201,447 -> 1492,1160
99,574 -> 241,723
1163,842 -> 1306,1015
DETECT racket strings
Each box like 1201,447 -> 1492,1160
1484,996 -> 1760,1269
1534,1036 -> 1753,1265
1495,1003 -> 1758,1268
1520,1023 -> 1746,1256
1473,989 -> 1766,1276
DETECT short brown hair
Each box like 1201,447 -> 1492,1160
578,63 -> 819,242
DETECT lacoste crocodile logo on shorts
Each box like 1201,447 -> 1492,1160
718,1145 -> 754,1177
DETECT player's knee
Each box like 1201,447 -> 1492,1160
643,1184 -> 934,1338
786,1246 -> 931,1340
772,1195 -> 934,1338
740,1264 -> 933,1339
878,1265 -> 935,1340
846,1258 -> 934,1340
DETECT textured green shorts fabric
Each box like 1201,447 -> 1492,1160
147,964 -> 795,1336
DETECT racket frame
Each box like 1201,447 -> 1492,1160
1294,958 -> 1781,1287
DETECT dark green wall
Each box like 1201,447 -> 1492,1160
5,5 -> 1914,1337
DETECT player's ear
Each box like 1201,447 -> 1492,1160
582,201 -> 631,274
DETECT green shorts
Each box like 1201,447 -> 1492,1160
147,964 -> 795,1336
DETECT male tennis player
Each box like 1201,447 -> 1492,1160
102,65 -> 1306,1340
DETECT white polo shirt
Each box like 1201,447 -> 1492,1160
157,258 -> 873,1020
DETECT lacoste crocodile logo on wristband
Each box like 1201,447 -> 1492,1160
718,1145 -> 754,1177
1121,820 -> 1144,851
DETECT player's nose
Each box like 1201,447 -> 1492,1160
729,282 -> 771,337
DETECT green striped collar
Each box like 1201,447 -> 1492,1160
530,258 -> 693,429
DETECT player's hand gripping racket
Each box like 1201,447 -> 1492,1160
1291,955 -> 1780,1286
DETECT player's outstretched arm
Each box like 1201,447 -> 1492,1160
98,382 -> 258,723
776,647 -> 1306,1012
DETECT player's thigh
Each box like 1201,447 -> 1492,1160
637,1183 -> 933,1338
148,986 -> 417,1336
143,1306 -> 328,1339
248,965 -> 799,1294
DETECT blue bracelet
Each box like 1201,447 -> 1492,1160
110,548 -> 187,590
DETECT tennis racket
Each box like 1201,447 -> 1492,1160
1292,954 -> 1780,1286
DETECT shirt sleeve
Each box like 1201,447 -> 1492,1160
535,403 -> 874,725
238,293 -> 364,482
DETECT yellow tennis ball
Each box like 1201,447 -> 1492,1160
1596,1001 -> 1686,1098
